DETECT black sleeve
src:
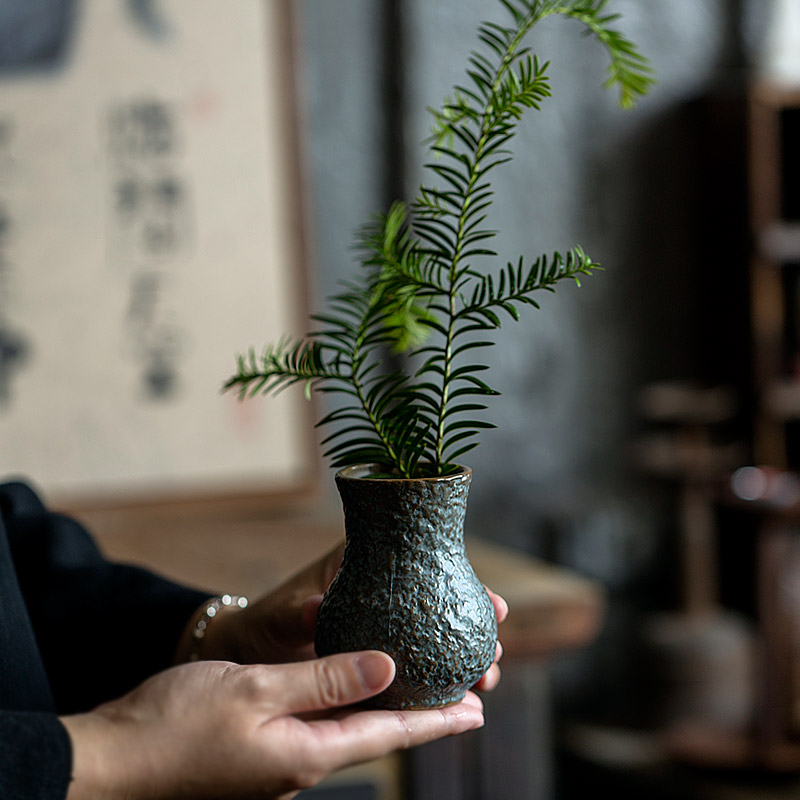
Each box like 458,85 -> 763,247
1,482 -> 212,714
0,711 -> 71,800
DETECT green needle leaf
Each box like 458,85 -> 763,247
225,0 -> 651,478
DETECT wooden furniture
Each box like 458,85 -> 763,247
653,80 -> 800,771
74,497 -> 604,800
635,83 -> 800,770
730,80 -> 800,767
692,478 -> 800,771
634,383 -> 756,745
748,80 -> 800,466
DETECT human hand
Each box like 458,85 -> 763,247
176,543 -> 345,666
183,543 -> 508,692
473,586 -> 508,692
62,651 -> 484,800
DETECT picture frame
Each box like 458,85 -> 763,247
0,0 -> 319,511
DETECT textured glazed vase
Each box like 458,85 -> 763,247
314,463 -> 497,709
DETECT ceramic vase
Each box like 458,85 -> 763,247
314,463 -> 497,709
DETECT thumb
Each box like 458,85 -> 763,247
270,651 -> 395,715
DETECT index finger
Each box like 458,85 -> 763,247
295,695 -> 485,773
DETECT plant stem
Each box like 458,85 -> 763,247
353,370 -> 408,476
433,6 -> 540,472
350,307 -> 408,476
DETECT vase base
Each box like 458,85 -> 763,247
361,684 -> 469,711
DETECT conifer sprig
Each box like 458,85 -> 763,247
224,0 -> 652,477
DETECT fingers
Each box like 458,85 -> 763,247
276,542 -> 345,599
237,659 -> 483,792
299,693 -> 485,773
233,545 -> 344,664
473,663 -> 501,693
299,595 -> 323,638
485,586 -> 509,624
472,639 -> 503,693
266,651 -> 396,715
282,542 -> 342,628
460,690 -> 483,710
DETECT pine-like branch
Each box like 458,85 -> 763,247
225,0 -> 652,478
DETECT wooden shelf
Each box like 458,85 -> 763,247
749,77 -> 800,464
630,82 -> 800,772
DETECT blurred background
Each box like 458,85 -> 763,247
5,0 -> 800,797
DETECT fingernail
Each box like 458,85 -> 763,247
470,712 -> 486,730
453,707 -> 485,729
355,652 -> 394,691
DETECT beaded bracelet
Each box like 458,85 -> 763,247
189,594 -> 249,662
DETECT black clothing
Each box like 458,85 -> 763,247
0,712 -> 72,800
0,480 -> 210,799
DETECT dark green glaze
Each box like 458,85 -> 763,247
314,464 -> 497,709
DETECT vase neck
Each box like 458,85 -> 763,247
336,471 -> 472,551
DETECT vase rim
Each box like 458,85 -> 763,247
335,463 -> 472,483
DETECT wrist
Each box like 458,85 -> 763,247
174,594 -> 249,664
61,711 -> 140,800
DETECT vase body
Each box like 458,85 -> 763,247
314,464 -> 497,709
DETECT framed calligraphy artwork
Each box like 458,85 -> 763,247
0,0 -> 318,509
